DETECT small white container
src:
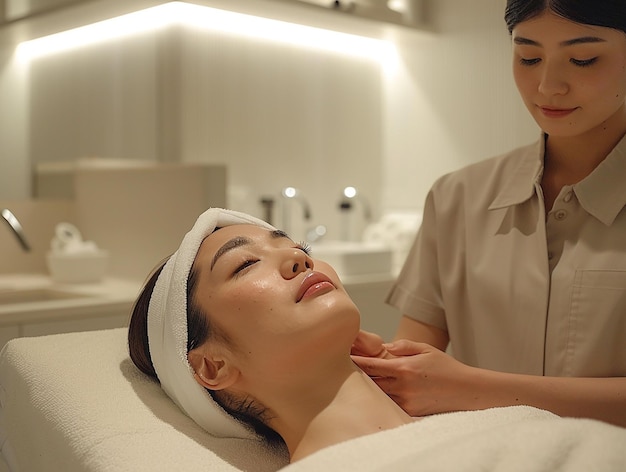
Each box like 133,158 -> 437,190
46,250 -> 109,284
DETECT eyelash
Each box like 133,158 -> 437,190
571,57 -> 598,67
518,57 -> 598,67
233,242 -> 312,276
297,241 -> 312,255
233,259 -> 258,275
519,58 -> 541,66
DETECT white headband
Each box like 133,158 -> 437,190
147,208 -> 275,439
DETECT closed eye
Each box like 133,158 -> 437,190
571,57 -> 598,67
233,258 -> 258,276
519,57 -> 541,66
518,57 -> 599,68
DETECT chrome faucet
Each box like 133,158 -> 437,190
339,187 -> 372,241
340,186 -> 372,220
1,209 -> 31,252
281,187 -> 312,236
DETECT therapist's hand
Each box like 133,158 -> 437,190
352,339 -> 474,417
351,329 -> 395,359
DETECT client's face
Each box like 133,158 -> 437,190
192,224 -> 360,380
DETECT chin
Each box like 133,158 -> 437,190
316,296 -> 359,317
536,121 -> 587,138
316,295 -> 361,328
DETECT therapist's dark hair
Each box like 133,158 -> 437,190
128,258 -> 283,446
505,0 -> 626,35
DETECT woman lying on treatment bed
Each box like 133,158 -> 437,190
128,208 -> 415,462
128,208 -> 626,467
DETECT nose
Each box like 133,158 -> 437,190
538,61 -> 569,96
281,249 -> 314,279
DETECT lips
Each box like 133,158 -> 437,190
296,271 -> 336,302
539,106 -> 577,118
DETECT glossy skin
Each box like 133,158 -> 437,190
188,224 -> 361,388
351,10 -> 626,427
186,224 -> 414,461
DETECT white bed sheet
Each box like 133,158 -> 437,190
0,328 -> 288,472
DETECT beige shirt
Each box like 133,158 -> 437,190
387,135 -> 626,377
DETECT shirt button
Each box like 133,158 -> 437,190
554,210 -> 568,221
563,191 -> 573,203
548,252 -> 554,260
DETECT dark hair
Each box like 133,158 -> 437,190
128,261 -> 165,378
128,257 -> 283,445
505,0 -> 626,35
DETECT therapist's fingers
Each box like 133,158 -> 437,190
351,354 -> 396,378
383,340 -> 435,356
351,330 -> 387,358
364,368 -> 419,414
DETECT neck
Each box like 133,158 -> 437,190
541,109 -> 626,212
544,107 -> 626,180
266,360 -> 415,463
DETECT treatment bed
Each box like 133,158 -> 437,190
1,328 -> 625,471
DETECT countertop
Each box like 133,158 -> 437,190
0,274 -> 141,326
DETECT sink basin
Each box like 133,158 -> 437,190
310,241 -> 392,277
0,288 -> 92,306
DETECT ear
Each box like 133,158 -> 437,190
188,348 -> 239,391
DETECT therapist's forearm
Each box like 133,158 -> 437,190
465,367 -> 626,427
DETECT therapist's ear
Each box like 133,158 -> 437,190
188,348 -> 239,390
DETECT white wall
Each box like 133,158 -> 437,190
29,31 -> 161,165
0,44 -> 30,199
176,23 -> 384,241
381,0 -> 538,212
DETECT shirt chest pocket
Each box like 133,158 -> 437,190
567,270 -> 626,376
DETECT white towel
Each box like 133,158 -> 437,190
147,208 -> 275,440
282,406 -> 626,471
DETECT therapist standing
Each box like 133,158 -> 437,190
352,0 -> 626,427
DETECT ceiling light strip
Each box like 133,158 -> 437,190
16,1 -> 395,63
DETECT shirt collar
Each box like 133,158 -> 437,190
487,133 -> 626,226
575,133 -> 626,226
488,136 -> 544,211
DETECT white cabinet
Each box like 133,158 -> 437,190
1,313 -> 129,350
21,312 -> 129,338
0,276 -> 139,349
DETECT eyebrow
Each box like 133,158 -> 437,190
513,36 -> 607,47
210,229 -> 291,270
